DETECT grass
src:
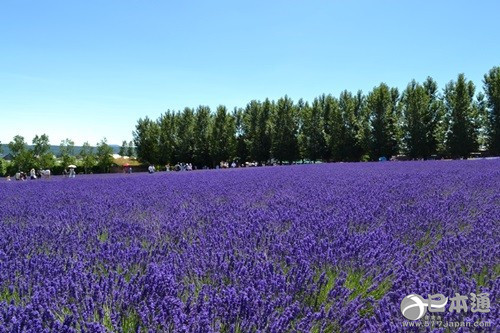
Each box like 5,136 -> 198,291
303,266 -> 337,312
344,270 -> 393,318
54,306 -> 72,324
0,285 -> 21,305
316,269 -> 337,307
473,266 -> 489,287
98,229 -> 109,243
344,270 -> 372,301
121,309 -> 141,333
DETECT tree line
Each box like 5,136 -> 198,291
133,68 -> 500,167
0,136 -> 123,176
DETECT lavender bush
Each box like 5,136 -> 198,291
0,160 -> 498,332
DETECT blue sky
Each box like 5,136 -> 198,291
1,0 -> 499,146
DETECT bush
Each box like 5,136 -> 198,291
0,159 -> 6,176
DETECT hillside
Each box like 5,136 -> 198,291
1,144 -> 121,157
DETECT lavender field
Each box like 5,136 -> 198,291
0,160 -> 498,332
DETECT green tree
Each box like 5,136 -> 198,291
243,100 -> 261,162
401,78 -> 443,158
0,141 -> 3,176
33,134 -> 55,170
158,110 -> 178,165
0,159 -> 5,176
8,135 -> 27,158
367,83 -> 400,160
271,95 -> 299,164
133,117 -> 160,164
325,94 -> 344,161
176,108 -> 195,163
79,141 -> 96,174
337,90 -> 365,161
475,92 -> 489,151
119,140 -> 128,156
127,141 -> 135,158
300,98 -> 326,162
210,105 -> 236,166
96,138 -> 113,173
483,66 -> 500,155
59,138 -> 76,169
256,98 -> 273,164
233,107 -> 248,163
192,106 -> 212,167
9,135 -> 34,171
444,74 -> 479,158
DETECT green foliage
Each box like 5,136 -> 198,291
483,66 -> 500,154
234,108 -> 248,163
401,78 -> 443,158
243,100 -> 262,162
193,106 -> 212,167
121,309 -> 141,333
59,138 -> 76,169
176,108 -> 195,163
8,135 -> 27,158
8,136 -> 35,171
0,158 -> 6,176
300,98 -> 326,162
210,105 -> 236,166
158,110 -> 177,164
98,229 -> 109,242
271,95 -> 299,164
133,116 -> 160,164
367,84 -> 400,160
119,140 -> 128,156
79,141 -> 96,174
127,141 -> 135,158
29,134 -> 55,169
96,138 -> 114,173
315,269 -> 337,308
0,285 -> 21,305
444,74 -> 480,158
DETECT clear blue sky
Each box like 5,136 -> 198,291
1,0 -> 499,146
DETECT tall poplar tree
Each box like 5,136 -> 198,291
210,105 -> 236,166
158,110 -> 178,165
300,98 -> 326,162
192,106 -> 212,167
271,95 -> 299,164
176,108 -> 195,163
483,66 -> 500,154
444,74 -> 479,158
133,117 -> 160,164
367,83 -> 400,159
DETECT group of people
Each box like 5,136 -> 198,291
62,168 -> 77,178
7,168 -> 52,181
217,161 -> 237,169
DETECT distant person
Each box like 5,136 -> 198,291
69,168 -> 76,178
63,169 -> 68,177
148,165 -> 154,174
6,175 -> 11,181
15,172 -> 21,181
30,168 -> 36,180
128,166 -> 133,174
